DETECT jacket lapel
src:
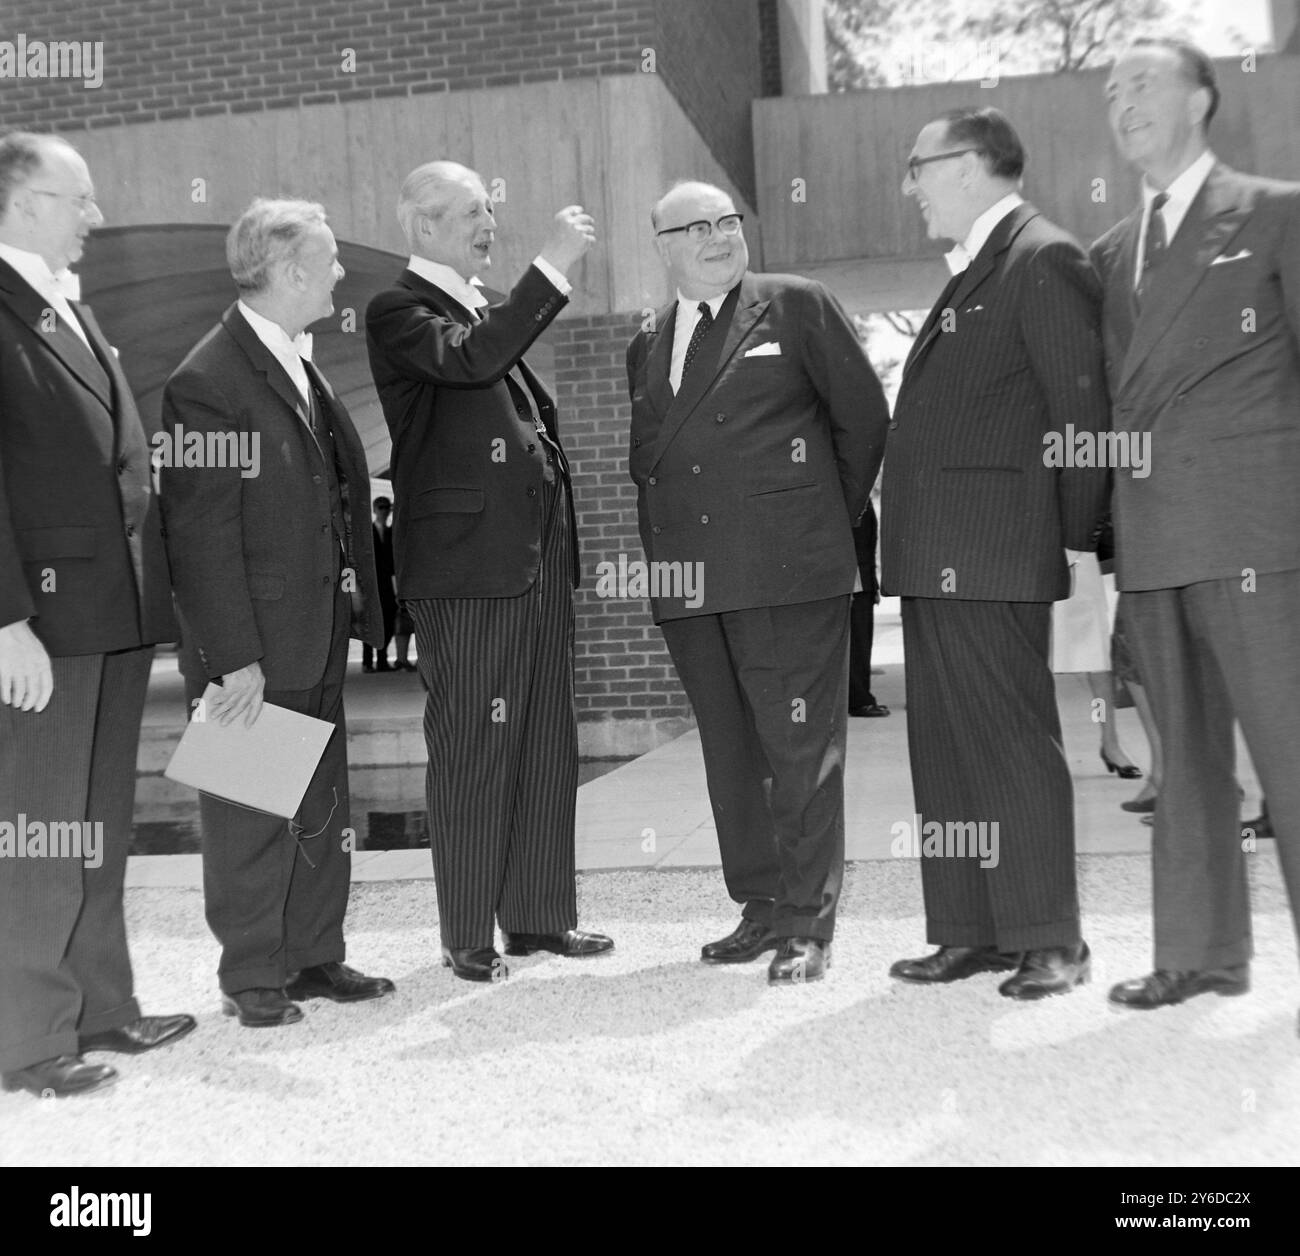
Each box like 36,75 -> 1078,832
642,298 -> 677,421
1118,164 -> 1252,394
651,278 -> 767,469
0,259 -> 114,412
221,303 -> 316,439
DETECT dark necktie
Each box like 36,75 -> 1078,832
681,302 -> 714,382
1135,191 -> 1169,310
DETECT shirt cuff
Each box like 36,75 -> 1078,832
532,255 -> 571,296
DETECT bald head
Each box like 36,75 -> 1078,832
0,131 -> 102,271
651,180 -> 748,300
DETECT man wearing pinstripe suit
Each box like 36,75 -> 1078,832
882,108 -> 1111,999
0,134 -> 194,1098
366,161 -> 612,983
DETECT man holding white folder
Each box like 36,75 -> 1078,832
160,199 -> 393,1028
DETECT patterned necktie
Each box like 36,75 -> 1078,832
681,302 -> 714,381
1135,191 -> 1169,310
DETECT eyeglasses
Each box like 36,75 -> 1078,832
25,188 -> 99,211
905,149 -> 982,181
656,213 -> 744,242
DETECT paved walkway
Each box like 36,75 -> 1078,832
127,600 -> 1263,889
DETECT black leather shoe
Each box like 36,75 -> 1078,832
999,942 -> 1091,1000
441,947 -> 509,982
79,1013 -> 196,1055
285,962 -> 395,1003
700,918 -> 780,964
221,987 -> 303,1028
375,660 -> 392,672
1120,794 -> 1157,813
1108,965 -> 1250,1009
850,703 -> 891,717
2,1055 -> 118,1098
768,937 -> 830,984
501,929 -> 613,957
890,944 -> 1022,984
1243,810 -> 1274,839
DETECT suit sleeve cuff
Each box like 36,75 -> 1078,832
532,256 -> 571,295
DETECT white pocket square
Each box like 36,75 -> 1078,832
744,341 -> 781,357
1210,249 -> 1252,266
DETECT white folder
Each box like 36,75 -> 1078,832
164,683 -> 334,819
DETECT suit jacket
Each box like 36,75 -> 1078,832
365,264 -> 577,599
881,203 -> 1111,603
626,271 -> 889,622
160,304 -> 382,690
0,257 -> 173,654
1091,163 -> 1300,591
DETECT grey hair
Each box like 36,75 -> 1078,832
396,160 -> 481,247
0,131 -> 76,217
226,197 -> 327,294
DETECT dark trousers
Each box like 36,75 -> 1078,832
660,596 -> 850,941
902,597 -> 1080,951
1125,571 -> 1300,970
185,584 -> 352,994
0,646 -> 153,1072
849,507 -> 879,709
362,590 -> 397,667
407,478 -> 578,950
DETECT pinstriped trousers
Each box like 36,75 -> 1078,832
407,477 -> 579,950
0,646 -> 153,1072
902,598 -> 1081,952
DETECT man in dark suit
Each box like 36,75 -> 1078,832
882,108 -> 1110,999
627,180 -> 889,983
1093,41 -> 1300,1026
366,161 -> 612,982
361,495 -> 397,672
161,198 -> 393,1027
0,133 -> 193,1098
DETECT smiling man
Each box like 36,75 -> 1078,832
1092,41 -> 1300,1029
626,180 -> 889,983
0,131 -> 194,1098
161,198 -> 393,1027
881,108 -> 1110,1001
366,161 -> 612,982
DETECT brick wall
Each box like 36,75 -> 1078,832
0,0 -> 659,129
547,312 -> 692,726
652,0 -> 763,202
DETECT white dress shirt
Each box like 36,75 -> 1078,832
404,253 -> 571,315
0,240 -> 90,348
669,290 -> 729,394
944,191 -> 1025,275
237,300 -> 313,408
1134,149 -> 1216,286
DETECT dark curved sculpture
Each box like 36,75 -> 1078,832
79,224 -> 402,475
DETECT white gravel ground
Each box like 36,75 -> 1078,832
4,851 -> 1299,1166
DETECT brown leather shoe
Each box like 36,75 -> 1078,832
80,1013 -> 197,1055
1108,965 -> 1249,1009
701,918 -> 780,964
890,945 -> 1022,984
999,942 -> 1091,1000
501,929 -> 613,957
221,988 -> 304,1028
768,936 -> 830,984
2,1055 -> 118,1098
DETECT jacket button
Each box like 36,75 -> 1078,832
652,525 -> 662,535
714,413 -> 726,423
313,474 -> 322,484
527,486 -> 537,497
700,514 -> 709,524
125,523 -> 135,537
889,420 -> 898,430
633,438 -> 642,448
117,457 -> 128,474
322,576 -> 330,586
648,476 -> 657,485
691,465 -> 700,474
527,443 -> 536,453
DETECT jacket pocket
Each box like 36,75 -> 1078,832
411,487 -> 485,517
18,525 -> 97,559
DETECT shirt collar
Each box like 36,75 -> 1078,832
675,289 -> 728,319
946,192 -> 1025,274
407,255 -> 488,313
237,300 -> 312,360
0,240 -> 80,300
1142,148 -> 1216,215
